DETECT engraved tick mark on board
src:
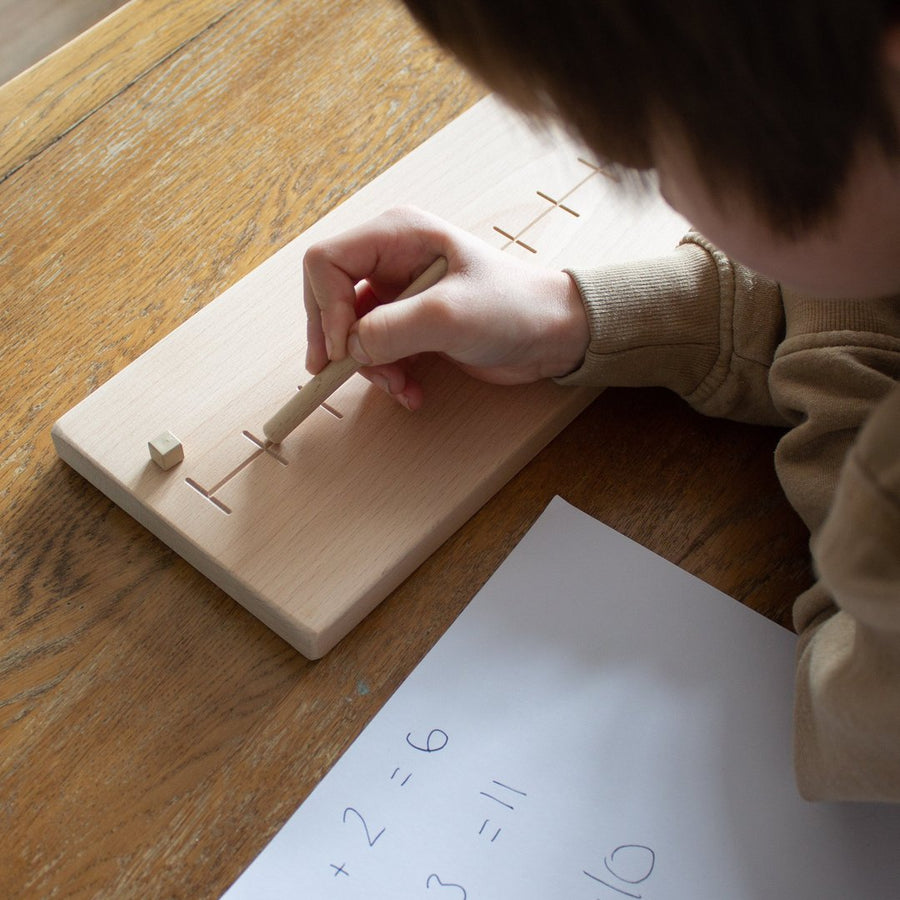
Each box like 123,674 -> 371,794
185,478 -> 233,515
536,190 -> 580,217
183,431 -> 289,514
297,384 -> 343,420
492,155 -> 607,255
241,430 -> 289,464
492,226 -> 538,253
577,155 -> 617,178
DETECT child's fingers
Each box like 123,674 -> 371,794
349,286 -> 460,367
303,245 -> 365,362
302,207 -> 452,364
358,362 -> 425,412
303,263 -> 331,374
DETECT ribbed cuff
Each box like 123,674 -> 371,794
555,243 -> 722,397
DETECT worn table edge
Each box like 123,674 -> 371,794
0,0 -> 244,179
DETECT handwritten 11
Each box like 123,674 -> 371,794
326,726 -> 656,897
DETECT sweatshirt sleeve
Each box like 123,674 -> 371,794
556,233 -> 790,426
559,236 -> 900,802
771,297 -> 900,801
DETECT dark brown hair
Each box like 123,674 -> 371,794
402,0 -> 899,233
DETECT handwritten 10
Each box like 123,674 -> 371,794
327,727 -> 656,898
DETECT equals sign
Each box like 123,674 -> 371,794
391,768 -> 412,786
479,819 -> 502,842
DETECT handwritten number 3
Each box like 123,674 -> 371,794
342,807 -> 385,847
426,874 -> 467,898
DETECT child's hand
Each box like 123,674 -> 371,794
303,206 -> 589,410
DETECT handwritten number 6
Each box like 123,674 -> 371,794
406,728 -> 449,753
426,873 -> 467,898
342,807 -> 385,847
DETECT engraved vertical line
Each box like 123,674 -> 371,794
295,385 -> 343,420
243,430 -> 288,465
207,447 -> 265,495
184,478 -> 232,515
495,155 -> 603,255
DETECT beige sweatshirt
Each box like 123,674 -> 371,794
559,234 -> 900,803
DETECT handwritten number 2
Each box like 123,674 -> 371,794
406,728 -> 449,753
426,874 -> 467,898
342,807 -> 385,847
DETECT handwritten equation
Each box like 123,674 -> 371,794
222,499 -> 899,900
322,726 -> 655,898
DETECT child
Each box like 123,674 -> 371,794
303,1 -> 900,802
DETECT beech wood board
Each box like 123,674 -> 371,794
52,96 -> 687,658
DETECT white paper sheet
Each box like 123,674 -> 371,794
223,497 -> 900,899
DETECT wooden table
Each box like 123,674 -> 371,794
0,1 -> 812,896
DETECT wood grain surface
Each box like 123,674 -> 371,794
0,0 -> 812,896
0,0 -> 128,86
50,101 -> 688,660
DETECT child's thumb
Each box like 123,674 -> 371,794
349,294 -> 449,366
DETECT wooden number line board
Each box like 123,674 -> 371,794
52,96 -> 687,658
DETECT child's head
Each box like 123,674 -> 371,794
403,1 -> 900,296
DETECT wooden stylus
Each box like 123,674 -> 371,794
263,256 -> 448,444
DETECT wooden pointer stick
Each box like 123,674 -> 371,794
263,256 -> 448,444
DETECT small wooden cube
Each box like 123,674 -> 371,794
148,431 -> 184,470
